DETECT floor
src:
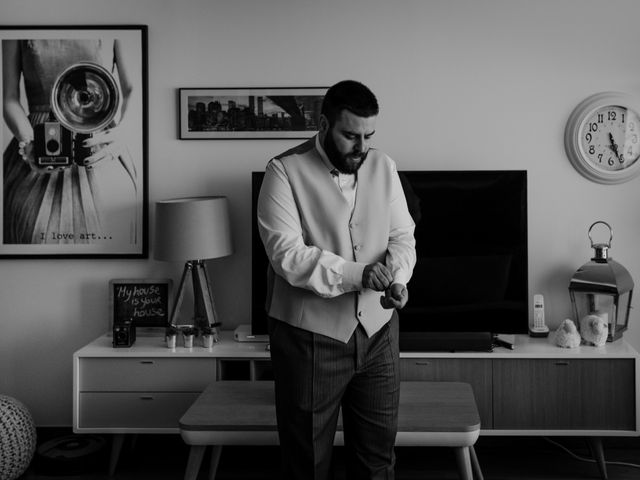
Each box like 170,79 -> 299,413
19,431 -> 640,480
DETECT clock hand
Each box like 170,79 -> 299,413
609,132 -> 622,160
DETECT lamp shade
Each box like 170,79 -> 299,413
154,196 -> 233,261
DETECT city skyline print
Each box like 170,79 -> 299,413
179,87 -> 327,139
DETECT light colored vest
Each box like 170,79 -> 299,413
266,139 -> 396,342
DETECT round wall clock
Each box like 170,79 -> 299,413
564,92 -> 640,184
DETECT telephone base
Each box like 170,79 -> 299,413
529,326 -> 549,338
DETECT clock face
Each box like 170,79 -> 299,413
579,105 -> 640,172
565,92 -> 640,184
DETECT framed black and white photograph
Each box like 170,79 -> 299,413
179,87 -> 327,139
0,25 -> 148,258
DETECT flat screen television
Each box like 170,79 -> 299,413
251,170 -> 528,351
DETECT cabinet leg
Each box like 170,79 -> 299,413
453,447 -> 473,480
184,445 -> 206,480
469,445 -> 484,480
586,437 -> 608,480
108,434 -> 125,476
129,433 -> 138,452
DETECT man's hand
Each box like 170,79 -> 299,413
381,283 -> 409,310
362,262 -> 393,291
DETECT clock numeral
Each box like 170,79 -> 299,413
597,114 -> 604,123
622,113 -> 626,123
588,145 -> 595,155
590,122 -> 599,132
585,132 -> 592,143
598,153 -> 604,162
608,157 -> 615,166
608,111 -> 617,121
630,122 -> 635,132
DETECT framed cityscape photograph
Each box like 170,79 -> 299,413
178,87 -> 327,139
0,25 -> 148,258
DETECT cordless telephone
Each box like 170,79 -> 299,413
529,294 -> 549,337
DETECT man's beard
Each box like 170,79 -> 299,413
324,132 -> 368,174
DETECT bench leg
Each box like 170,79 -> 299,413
469,445 -> 483,480
184,445 -> 207,480
587,437 -> 608,480
453,447 -> 474,480
208,446 -> 223,480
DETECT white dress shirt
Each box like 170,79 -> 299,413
258,136 -> 415,299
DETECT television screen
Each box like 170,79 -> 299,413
251,170 -> 528,347
397,170 -> 528,338
251,172 -> 271,335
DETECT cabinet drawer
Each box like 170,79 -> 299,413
400,358 -> 493,428
79,358 -> 215,391
79,392 -> 199,429
493,359 -> 636,430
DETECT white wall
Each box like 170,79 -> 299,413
2,0 -> 640,426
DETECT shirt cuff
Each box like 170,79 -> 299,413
342,261 -> 366,292
392,270 -> 411,288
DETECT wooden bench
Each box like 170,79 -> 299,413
179,381 -> 483,480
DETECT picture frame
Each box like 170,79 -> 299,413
109,278 -> 173,331
178,87 -> 327,139
0,25 -> 148,258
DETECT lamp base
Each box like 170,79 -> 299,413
169,260 -> 220,332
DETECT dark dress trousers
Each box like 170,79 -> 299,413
269,312 -> 400,480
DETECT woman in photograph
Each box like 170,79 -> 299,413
2,38 -> 138,245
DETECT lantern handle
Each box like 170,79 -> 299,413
588,220 -> 613,248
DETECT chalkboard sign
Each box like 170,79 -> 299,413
110,279 -> 173,328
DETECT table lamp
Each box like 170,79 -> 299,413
154,196 -> 233,332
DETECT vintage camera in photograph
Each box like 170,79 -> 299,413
34,122 -> 93,168
113,319 -> 136,348
34,61 -> 121,168
33,120 -> 74,167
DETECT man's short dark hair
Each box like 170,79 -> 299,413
321,80 -> 379,126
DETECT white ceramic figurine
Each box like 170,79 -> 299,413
580,314 -> 608,347
554,319 -> 581,348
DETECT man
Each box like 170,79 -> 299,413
257,80 -> 416,480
